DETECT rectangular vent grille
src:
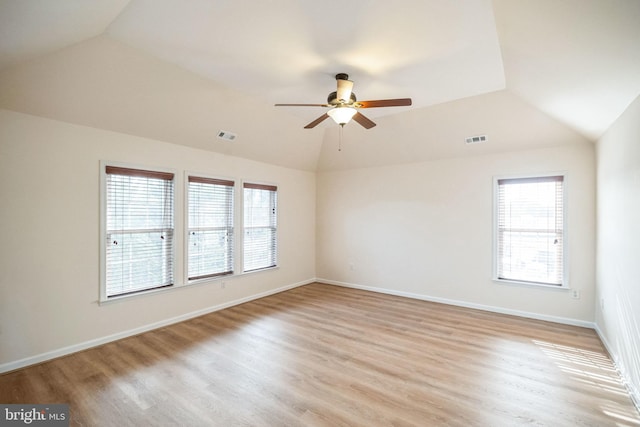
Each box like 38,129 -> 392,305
465,135 -> 487,144
217,130 -> 237,141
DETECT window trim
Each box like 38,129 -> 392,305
242,180 -> 278,273
100,162 -> 281,304
184,172 -> 236,285
99,161 -> 179,303
492,172 -> 570,289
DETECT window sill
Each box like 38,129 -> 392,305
99,284 -> 177,305
493,278 -> 570,291
241,265 -> 279,276
100,267 -> 279,305
187,273 -> 233,287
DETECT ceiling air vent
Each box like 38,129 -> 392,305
217,130 -> 237,141
465,134 -> 487,144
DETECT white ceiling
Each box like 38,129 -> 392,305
1,0 -> 639,171
493,0 -> 640,141
0,0 -> 130,69
104,0 -> 506,116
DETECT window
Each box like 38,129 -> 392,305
495,175 -> 565,286
101,163 -> 279,301
103,166 -> 175,298
243,183 -> 277,272
187,176 -> 234,280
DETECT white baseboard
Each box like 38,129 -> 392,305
594,323 -> 640,413
0,278 -> 315,374
317,278 -> 595,328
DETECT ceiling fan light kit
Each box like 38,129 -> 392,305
275,73 -> 412,129
327,106 -> 357,125
335,73 -> 354,103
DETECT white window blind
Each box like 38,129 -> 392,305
187,176 -> 234,280
243,183 -> 277,272
105,166 -> 175,298
496,176 -> 564,286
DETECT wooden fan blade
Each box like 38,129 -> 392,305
304,113 -> 330,129
356,98 -> 412,108
275,103 -> 330,107
352,112 -> 376,129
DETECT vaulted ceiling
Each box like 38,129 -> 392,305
1,0 -> 639,171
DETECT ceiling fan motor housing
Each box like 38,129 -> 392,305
327,91 -> 357,105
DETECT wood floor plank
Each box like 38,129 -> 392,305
1,283 -> 638,426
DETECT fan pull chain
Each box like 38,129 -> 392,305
338,124 -> 344,151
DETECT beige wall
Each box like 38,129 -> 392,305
596,95 -> 640,404
0,110 -> 316,370
317,143 -> 596,323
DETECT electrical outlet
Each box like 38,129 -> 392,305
220,281 -> 226,289
572,289 -> 580,299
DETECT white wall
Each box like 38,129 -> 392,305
596,95 -> 640,405
317,143 -> 596,323
0,110 -> 316,370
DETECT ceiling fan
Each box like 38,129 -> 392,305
275,73 -> 412,129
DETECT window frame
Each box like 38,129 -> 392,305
100,162 -> 281,304
242,181 -> 278,273
99,161 -> 178,303
492,173 -> 569,289
184,173 -> 236,284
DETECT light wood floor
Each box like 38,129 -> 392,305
1,283 -> 638,426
